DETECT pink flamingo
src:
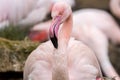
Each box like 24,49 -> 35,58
30,8 -> 120,44
0,0 -> 49,27
29,9 -> 120,80
109,0 -> 120,18
0,0 -> 52,28
0,0 -> 75,29
30,21 -> 120,80
24,2 -> 103,80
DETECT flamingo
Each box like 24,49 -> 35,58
29,9 -> 120,80
18,0 -> 75,27
29,20 -> 120,80
30,8 -> 120,44
24,2 -> 103,80
109,0 -> 120,18
0,0 -> 75,29
0,0 -> 52,28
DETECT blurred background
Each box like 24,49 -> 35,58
0,0 -> 120,80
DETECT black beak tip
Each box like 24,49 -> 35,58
50,35 -> 58,49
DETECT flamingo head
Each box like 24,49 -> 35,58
49,2 -> 72,48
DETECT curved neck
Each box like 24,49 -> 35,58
109,0 -> 120,18
58,15 -> 73,50
52,15 -> 72,80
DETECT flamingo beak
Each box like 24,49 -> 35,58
49,16 -> 61,48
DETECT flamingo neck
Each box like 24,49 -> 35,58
52,14 -> 72,80
58,15 -> 73,49
110,0 -> 120,18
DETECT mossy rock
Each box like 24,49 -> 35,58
0,37 -> 39,72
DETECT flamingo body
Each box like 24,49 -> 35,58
0,0 -> 52,28
31,8 -> 120,44
0,0 -> 50,27
24,2 -> 102,80
29,8 -> 120,79
0,0 -> 75,28
73,9 -> 120,44
24,39 -> 101,80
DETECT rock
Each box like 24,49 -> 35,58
0,37 -> 39,72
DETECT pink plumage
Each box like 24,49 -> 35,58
24,2 -> 102,80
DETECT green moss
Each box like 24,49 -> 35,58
0,26 -> 39,71
0,26 -> 30,40
0,37 -> 39,71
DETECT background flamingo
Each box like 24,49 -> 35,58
0,0 -> 120,29
0,0 -> 75,29
0,0 -> 52,29
31,8 -> 120,44
24,2 -> 103,80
